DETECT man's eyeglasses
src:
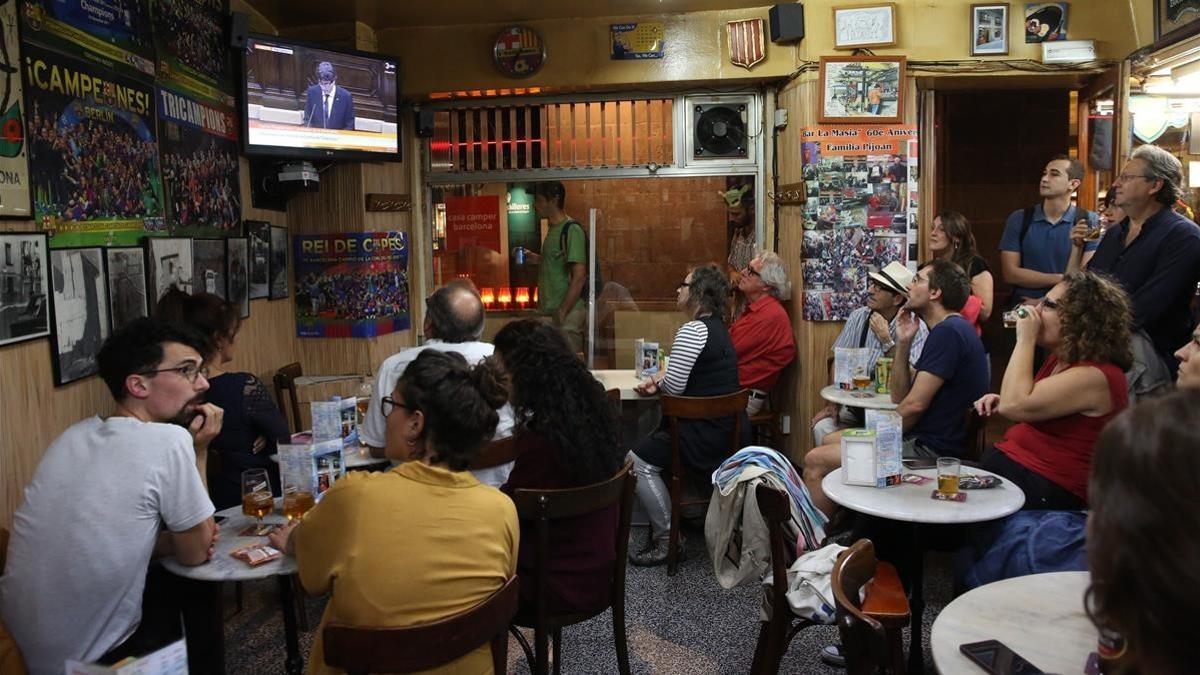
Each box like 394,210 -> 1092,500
742,267 -> 761,278
141,362 -> 209,383
381,396 -> 418,417
1115,173 -> 1152,183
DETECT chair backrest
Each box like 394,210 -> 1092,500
469,435 -> 519,471
323,575 -> 519,674
964,407 -> 987,462
605,388 -> 621,403
510,460 -> 636,622
755,485 -> 795,617
660,390 -> 749,475
832,539 -> 891,675
273,362 -> 303,433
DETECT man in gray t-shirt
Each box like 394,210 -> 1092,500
0,319 -> 222,674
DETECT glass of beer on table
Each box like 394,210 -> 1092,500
936,457 -> 961,496
283,482 -> 315,522
852,364 -> 872,394
241,468 -> 274,526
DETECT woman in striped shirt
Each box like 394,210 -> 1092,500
628,263 -> 749,567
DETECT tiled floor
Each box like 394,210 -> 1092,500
222,527 -> 956,674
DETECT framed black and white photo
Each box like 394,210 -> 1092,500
146,237 -> 194,303
0,232 -> 50,347
972,4 -> 1010,55
246,220 -> 270,299
49,247 -> 109,386
227,237 -> 250,318
104,247 -> 148,332
193,238 -> 227,299
269,225 -> 289,300
833,3 -> 897,50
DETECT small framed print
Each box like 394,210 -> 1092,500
819,56 -> 906,124
1024,2 -> 1067,43
104,246 -> 149,332
146,237 -> 194,304
269,225 -> 289,300
227,237 -> 250,319
0,232 -> 50,347
246,220 -> 271,300
192,238 -> 227,299
49,247 -> 110,386
972,4 -> 1010,56
833,3 -> 897,50
1155,0 -> 1200,43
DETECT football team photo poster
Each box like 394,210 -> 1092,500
20,0 -> 156,79
157,87 -> 240,237
294,232 -> 410,338
24,44 -> 165,246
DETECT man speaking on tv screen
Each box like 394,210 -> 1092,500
303,61 -> 356,130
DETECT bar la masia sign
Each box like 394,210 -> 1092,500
802,125 -> 916,155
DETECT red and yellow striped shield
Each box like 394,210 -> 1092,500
727,18 -> 766,70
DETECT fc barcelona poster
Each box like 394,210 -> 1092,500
0,0 -> 30,217
152,0 -> 232,103
157,87 -> 240,237
20,0 -> 156,80
294,232 -> 411,338
23,43 -> 165,246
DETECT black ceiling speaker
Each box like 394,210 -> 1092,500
694,104 -> 747,158
769,4 -> 805,44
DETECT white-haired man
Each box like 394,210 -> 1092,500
730,251 -> 796,415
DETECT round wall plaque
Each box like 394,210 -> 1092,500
493,26 -> 545,78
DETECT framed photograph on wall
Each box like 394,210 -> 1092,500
1156,0 -> 1200,43
0,232 -> 50,346
193,238 -> 227,299
246,220 -> 271,299
1024,2 -> 1067,43
104,246 -> 149,332
146,237 -> 194,304
972,4 -> 1010,55
227,237 -> 250,319
819,56 -> 906,124
48,247 -> 109,386
269,225 -> 289,300
833,3 -> 897,50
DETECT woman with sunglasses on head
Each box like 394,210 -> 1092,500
156,287 -> 289,509
973,271 -> 1133,509
269,350 -> 516,675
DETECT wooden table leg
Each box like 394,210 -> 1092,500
277,574 -> 304,675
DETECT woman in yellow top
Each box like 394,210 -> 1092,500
269,350 -> 517,675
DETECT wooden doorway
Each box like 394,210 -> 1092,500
934,88 -> 1071,393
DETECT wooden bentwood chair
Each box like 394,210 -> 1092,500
509,460 -> 636,675
323,575 -> 519,674
660,390 -> 749,576
832,539 -> 911,675
750,488 -> 910,675
272,362 -> 304,433
749,365 -> 791,449
469,435 -> 521,472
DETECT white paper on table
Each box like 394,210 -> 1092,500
842,438 -> 877,485
67,639 -> 187,674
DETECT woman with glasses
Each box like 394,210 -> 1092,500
628,263 -> 748,566
269,350 -> 516,675
156,288 -> 289,509
972,271 -> 1133,509
492,319 -> 624,614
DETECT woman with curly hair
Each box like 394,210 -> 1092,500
1085,389 -> 1200,675
628,263 -> 749,566
973,270 -> 1133,509
492,319 -> 624,614
269,350 -> 516,675
156,287 -> 290,509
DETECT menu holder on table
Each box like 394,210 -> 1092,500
279,438 -> 345,503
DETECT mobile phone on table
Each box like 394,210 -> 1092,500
903,457 -> 937,470
960,640 -> 1045,675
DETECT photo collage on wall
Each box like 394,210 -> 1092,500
800,125 -> 919,321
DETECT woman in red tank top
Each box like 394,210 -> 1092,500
973,271 -> 1133,509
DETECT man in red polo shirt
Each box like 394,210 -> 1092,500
730,251 -> 796,415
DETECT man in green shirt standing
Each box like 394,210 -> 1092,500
512,181 -> 588,350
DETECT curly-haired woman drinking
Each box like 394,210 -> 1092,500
973,270 -> 1133,509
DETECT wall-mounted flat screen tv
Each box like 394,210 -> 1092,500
242,34 -> 400,161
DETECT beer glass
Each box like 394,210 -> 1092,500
282,481 -> 315,522
241,468 -> 274,526
937,457 -> 961,496
851,364 -> 871,395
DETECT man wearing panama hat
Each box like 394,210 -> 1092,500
811,261 -> 928,445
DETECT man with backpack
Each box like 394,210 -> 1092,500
513,181 -> 589,350
999,155 -> 1099,305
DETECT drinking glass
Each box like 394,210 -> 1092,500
851,365 -> 871,396
936,457 -> 961,496
282,481 -> 315,522
241,468 -> 274,526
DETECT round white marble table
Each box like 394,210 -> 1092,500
592,369 -> 653,400
822,466 -> 1025,672
821,467 -> 1025,525
161,498 -> 303,675
931,572 -> 1095,675
819,385 -> 898,410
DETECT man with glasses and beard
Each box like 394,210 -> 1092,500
0,318 -> 221,673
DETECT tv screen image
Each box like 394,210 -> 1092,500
243,35 -> 399,160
